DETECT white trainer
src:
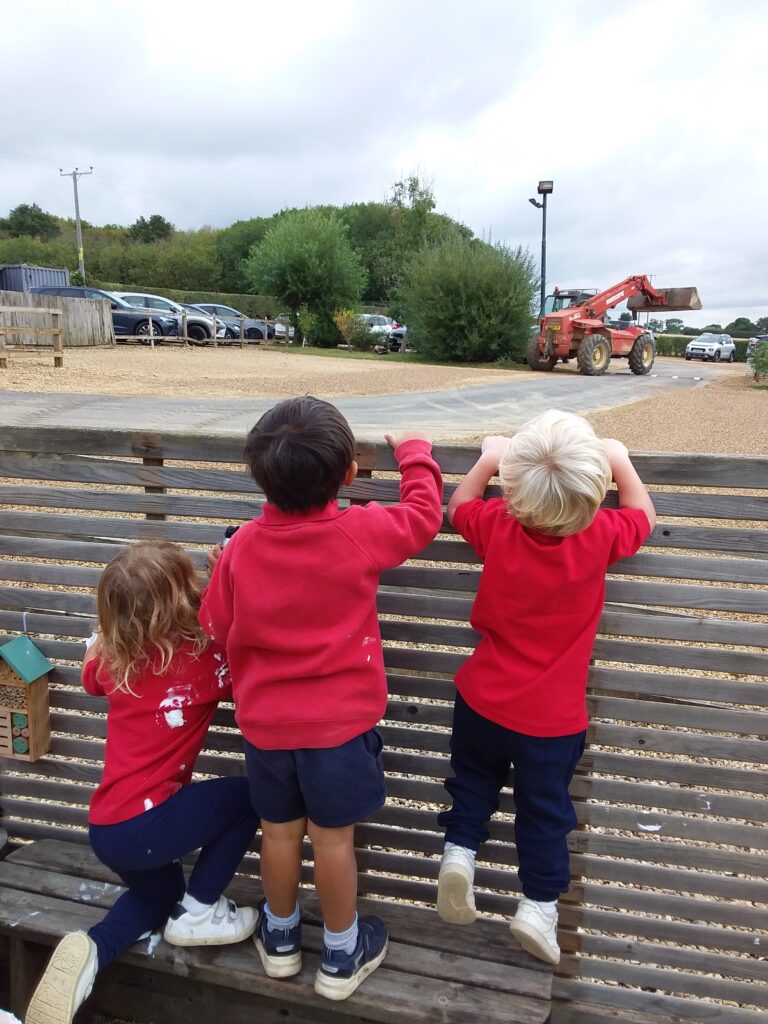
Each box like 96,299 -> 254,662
163,895 -> 257,947
26,931 -> 98,1024
436,845 -> 477,925
509,898 -> 560,965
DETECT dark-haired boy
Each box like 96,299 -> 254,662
200,396 -> 443,1000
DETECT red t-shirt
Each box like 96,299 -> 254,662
453,499 -> 652,737
84,640 -> 231,825
199,439 -> 443,751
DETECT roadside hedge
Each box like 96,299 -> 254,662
655,334 -> 749,362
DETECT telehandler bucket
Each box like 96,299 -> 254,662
627,287 -> 702,312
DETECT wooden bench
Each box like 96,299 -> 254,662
0,425 -> 766,1024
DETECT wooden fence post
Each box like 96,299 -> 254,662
0,311 -> 6,369
148,311 -> 155,350
240,314 -> 246,349
181,310 -> 188,346
142,456 -> 166,521
53,310 -> 63,369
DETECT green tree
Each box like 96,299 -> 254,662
648,318 -> 664,332
216,216 -> 277,292
618,311 -> 632,323
244,209 -> 365,345
0,203 -> 60,241
128,214 -> 174,243
665,318 -> 685,334
702,323 -> 723,333
756,316 -> 768,332
724,316 -> 757,334
399,237 -> 537,363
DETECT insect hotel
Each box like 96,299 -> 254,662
0,636 -> 52,761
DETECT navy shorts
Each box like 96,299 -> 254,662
244,728 -> 386,829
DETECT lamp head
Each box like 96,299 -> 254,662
529,198 -> 543,208
537,180 -> 554,195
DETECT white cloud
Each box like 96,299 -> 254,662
0,0 -> 765,325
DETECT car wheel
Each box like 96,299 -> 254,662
728,351 -> 735,362
576,334 -> 611,376
134,320 -> 162,343
187,323 -> 210,346
246,328 -> 264,341
714,350 -> 721,362
685,355 -> 691,360
628,333 -> 655,375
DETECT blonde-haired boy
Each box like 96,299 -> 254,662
436,410 -> 656,964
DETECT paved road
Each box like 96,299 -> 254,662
0,359 -> 734,439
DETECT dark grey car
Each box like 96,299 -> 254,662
194,303 -> 275,341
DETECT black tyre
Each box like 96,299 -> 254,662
714,350 -> 721,362
187,323 -> 210,346
134,320 -> 162,343
628,333 -> 656,375
526,336 -> 558,371
576,334 -> 611,375
685,354 -> 691,360
246,328 -> 264,341
728,351 -> 735,362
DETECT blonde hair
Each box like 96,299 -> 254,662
96,541 -> 207,695
499,410 -> 611,536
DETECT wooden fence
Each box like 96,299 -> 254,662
0,290 -> 114,348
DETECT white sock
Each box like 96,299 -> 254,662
265,901 -> 300,933
324,913 -> 359,955
180,892 -> 214,916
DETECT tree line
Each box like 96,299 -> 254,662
0,179 -> 539,361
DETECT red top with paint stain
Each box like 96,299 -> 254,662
199,439 -> 443,751
84,640 -> 230,824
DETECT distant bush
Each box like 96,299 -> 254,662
334,310 -> 376,352
749,342 -> 768,380
399,237 -> 537,363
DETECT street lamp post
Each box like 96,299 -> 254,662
529,180 -> 553,316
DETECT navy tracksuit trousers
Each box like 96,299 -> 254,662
437,694 -> 586,902
87,776 -> 259,969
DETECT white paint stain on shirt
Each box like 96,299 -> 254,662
158,684 -> 194,729
144,798 -> 154,811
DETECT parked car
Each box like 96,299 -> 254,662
193,303 -> 275,342
747,335 -> 768,358
387,323 -> 408,352
273,314 -> 295,341
360,313 -> 409,351
29,285 -> 179,340
684,333 -> 736,362
115,293 -> 226,344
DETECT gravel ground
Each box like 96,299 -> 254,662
1,345 -> 765,454
0,345 -> 511,398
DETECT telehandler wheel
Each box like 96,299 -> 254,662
577,335 -> 611,375
628,333 -> 656,375
526,337 -> 558,371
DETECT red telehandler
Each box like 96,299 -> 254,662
527,275 -> 702,375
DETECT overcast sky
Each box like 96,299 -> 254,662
2,0 -> 766,327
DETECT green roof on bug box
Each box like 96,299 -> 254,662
0,636 -> 53,685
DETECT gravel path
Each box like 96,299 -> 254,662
1,346 -> 764,454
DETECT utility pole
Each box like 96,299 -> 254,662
60,166 -> 93,282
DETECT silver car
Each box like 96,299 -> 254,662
685,333 -> 736,362
116,292 -> 227,345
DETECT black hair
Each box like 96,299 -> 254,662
243,396 -> 355,513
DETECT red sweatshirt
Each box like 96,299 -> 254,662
199,439 -> 443,750
85,640 -> 230,825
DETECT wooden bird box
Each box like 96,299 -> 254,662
0,636 -> 53,762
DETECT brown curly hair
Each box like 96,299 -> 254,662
95,541 -> 207,694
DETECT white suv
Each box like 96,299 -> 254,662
685,333 -> 736,363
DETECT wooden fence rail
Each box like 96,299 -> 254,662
0,306 -> 63,368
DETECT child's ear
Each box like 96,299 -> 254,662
343,461 -> 358,486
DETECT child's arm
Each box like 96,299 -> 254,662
199,537 -> 236,645
603,439 -> 657,531
353,430 -> 443,569
446,436 -> 509,526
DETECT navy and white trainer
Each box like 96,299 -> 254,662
254,899 -> 302,978
314,915 -> 388,1001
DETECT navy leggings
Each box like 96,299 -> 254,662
88,777 -> 259,969
437,694 -> 586,902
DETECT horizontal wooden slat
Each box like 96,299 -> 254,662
0,510 -> 221,545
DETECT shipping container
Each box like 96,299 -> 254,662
0,264 -> 70,292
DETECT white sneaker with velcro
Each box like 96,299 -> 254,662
163,896 -> 257,946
